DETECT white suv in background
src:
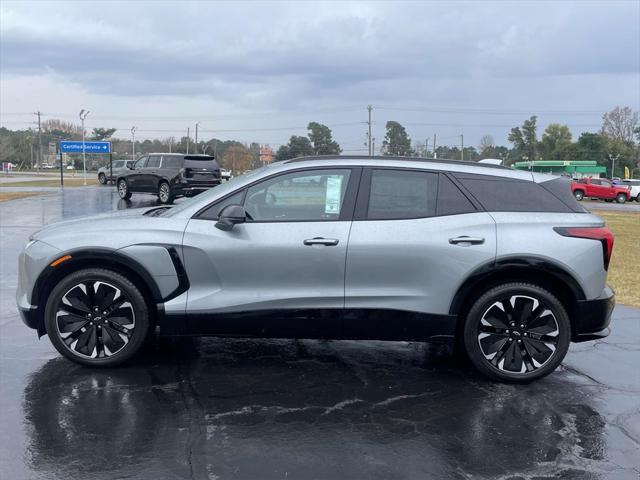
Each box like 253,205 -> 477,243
619,179 -> 640,202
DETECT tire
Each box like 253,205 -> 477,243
117,179 -> 132,199
636,194 -> 640,203
615,193 -> 627,204
573,190 -> 584,201
158,181 -> 174,204
98,173 -> 107,185
44,268 -> 150,367
463,282 -> 571,383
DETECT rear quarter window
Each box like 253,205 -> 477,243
454,173 -> 576,213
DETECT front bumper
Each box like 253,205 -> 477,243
572,285 -> 615,342
19,306 -> 46,337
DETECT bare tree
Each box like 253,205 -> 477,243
479,134 -> 495,157
601,106 -> 638,143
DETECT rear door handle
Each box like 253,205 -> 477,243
449,236 -> 485,245
303,237 -> 339,246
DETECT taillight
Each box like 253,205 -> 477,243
554,226 -> 614,270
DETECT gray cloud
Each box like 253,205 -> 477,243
0,0 -> 638,145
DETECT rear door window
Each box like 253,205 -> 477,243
366,169 -> 437,220
162,155 -> 184,168
436,174 -> 476,216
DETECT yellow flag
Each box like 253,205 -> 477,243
624,166 -> 630,179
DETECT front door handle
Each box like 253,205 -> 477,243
449,236 -> 485,245
303,237 -> 339,246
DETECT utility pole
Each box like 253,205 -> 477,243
433,133 -> 437,158
34,111 -> 43,169
195,121 -> 200,147
131,126 -> 137,161
425,138 -> 429,158
609,154 -> 620,178
372,138 -> 375,156
186,127 -> 190,154
461,134 -> 464,161
79,109 -> 90,185
367,105 -> 373,156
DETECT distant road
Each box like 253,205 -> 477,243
587,200 -> 640,213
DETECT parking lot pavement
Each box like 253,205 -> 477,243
1,188 -> 639,480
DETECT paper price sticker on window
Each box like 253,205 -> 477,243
325,175 -> 343,214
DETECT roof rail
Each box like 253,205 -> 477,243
284,155 -> 510,170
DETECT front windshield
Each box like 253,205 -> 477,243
163,165 -> 272,217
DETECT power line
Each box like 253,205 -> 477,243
375,105 -> 604,116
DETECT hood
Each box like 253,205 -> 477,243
30,206 -> 189,252
31,208 -> 152,241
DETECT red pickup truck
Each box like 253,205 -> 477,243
571,177 -> 631,203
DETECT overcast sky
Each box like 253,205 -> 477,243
1,0 -> 639,152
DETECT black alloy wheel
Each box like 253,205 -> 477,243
464,283 -> 570,382
45,269 -> 149,366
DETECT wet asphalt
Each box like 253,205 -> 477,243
0,186 -> 639,480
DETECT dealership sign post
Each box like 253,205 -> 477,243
59,141 -> 112,186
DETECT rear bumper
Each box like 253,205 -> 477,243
572,285 -> 615,342
175,181 -> 221,195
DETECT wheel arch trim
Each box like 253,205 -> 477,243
448,255 -> 587,317
30,246 -> 189,334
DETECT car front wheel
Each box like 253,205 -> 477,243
98,173 -> 107,185
463,283 -> 571,383
118,179 -> 132,199
44,268 -> 150,366
615,193 -> 627,204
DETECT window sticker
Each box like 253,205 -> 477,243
325,175 -> 343,214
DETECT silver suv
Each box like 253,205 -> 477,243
17,156 -> 615,382
97,160 -> 134,184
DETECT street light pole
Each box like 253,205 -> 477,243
195,121 -> 200,148
131,126 -> 137,161
609,154 -> 620,178
79,109 -> 90,185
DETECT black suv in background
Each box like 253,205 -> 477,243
117,153 -> 222,204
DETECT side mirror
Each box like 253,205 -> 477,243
215,204 -> 246,231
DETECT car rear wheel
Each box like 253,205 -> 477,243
117,179 -> 132,199
636,194 -> 640,203
615,193 -> 627,204
463,283 -> 570,383
573,190 -> 584,201
158,181 -> 174,204
98,173 -> 107,185
44,268 -> 150,366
